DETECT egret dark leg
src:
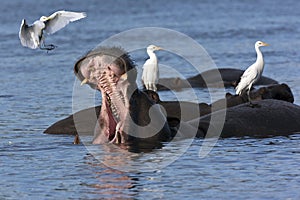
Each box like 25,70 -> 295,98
247,88 -> 256,107
247,84 -> 260,108
247,88 -> 252,104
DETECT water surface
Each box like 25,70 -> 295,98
1,0 -> 300,199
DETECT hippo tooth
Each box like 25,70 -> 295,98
107,95 -> 120,122
120,73 -> 127,80
80,78 -> 88,86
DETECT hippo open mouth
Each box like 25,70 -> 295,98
74,47 -> 139,144
80,57 -> 130,144
96,70 -> 130,144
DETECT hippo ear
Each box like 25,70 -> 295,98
281,83 -> 289,89
225,92 -> 233,98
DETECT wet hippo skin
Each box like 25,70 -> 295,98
190,99 -> 300,138
44,84 -> 299,138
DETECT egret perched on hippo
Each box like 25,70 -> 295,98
235,41 -> 269,106
141,44 -> 163,91
45,46 -> 300,151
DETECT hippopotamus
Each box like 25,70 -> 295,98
73,46 -> 171,148
44,82 -> 298,138
43,46 -> 300,151
156,68 -> 278,91
189,99 -> 300,138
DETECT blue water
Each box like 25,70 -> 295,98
1,0 -> 300,199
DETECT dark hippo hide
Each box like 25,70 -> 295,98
157,68 -> 278,90
44,84 -> 299,139
44,106 -> 101,135
211,83 -> 294,110
190,99 -> 300,138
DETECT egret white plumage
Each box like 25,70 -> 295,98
141,45 -> 163,91
235,40 -> 269,105
19,10 -> 86,50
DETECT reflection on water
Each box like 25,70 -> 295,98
74,135 -> 300,200
82,154 -> 138,199
82,137 -> 195,173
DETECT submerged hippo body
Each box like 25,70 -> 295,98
157,68 -> 278,90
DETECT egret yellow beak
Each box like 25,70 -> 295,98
156,46 -> 163,51
80,78 -> 88,86
262,42 -> 269,46
39,16 -> 50,22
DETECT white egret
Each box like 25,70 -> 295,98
235,40 -> 269,105
19,10 -> 86,50
141,45 -> 163,91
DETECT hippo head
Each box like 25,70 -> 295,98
262,83 -> 294,103
74,46 -> 137,89
74,46 -> 139,144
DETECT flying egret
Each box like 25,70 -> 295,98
19,10 -> 86,50
235,41 -> 269,106
141,45 -> 163,91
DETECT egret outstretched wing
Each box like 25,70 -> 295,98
44,11 -> 86,34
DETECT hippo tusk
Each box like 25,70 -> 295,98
80,78 -> 88,86
120,73 -> 127,80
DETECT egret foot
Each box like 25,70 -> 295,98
246,90 -> 261,108
40,44 -> 57,51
